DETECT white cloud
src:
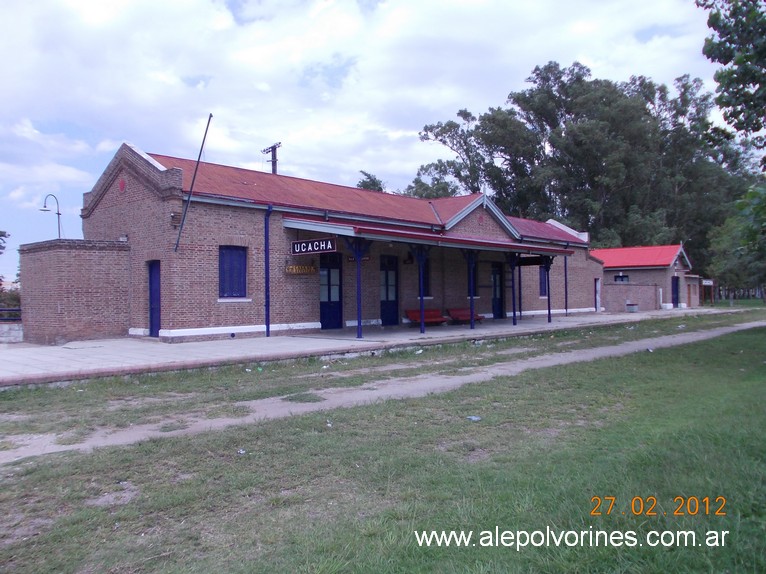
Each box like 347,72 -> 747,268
11,119 -> 91,156
0,161 -> 92,186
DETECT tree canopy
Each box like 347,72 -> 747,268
0,230 -> 8,287
696,0 -> 766,163
409,62 -> 760,275
356,171 -> 385,192
738,183 -> 766,251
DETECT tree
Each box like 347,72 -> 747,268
415,61 -> 758,272
475,106 -> 546,217
418,109 -> 486,194
483,63 -> 665,242
707,211 -> 766,296
629,74 -> 751,271
544,78 -> 660,243
403,163 -> 461,199
356,171 -> 385,192
696,0 -> 766,164
0,230 -> 7,286
0,230 -> 10,301
737,182 -> 766,256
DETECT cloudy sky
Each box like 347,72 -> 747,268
0,0 -> 720,281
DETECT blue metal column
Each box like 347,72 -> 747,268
462,249 -> 478,329
264,205 -> 273,337
506,253 -> 518,326
543,255 -> 553,323
564,255 -> 569,317
518,264 -> 523,320
344,237 -> 372,339
410,245 -> 431,334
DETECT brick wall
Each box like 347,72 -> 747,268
19,240 -> 130,344
601,283 -> 660,312
449,207 -> 511,240
82,157 -> 185,333
602,267 -> 696,310
84,170 -> 330,340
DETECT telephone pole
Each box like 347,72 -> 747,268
261,142 -> 281,174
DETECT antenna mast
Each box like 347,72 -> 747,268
174,113 -> 213,252
261,142 -> 281,174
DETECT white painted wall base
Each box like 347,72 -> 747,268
130,322 -> 323,340
0,323 -> 23,343
345,318 -> 382,327
512,307 -> 597,317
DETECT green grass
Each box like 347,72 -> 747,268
711,298 -> 765,308
0,322 -> 763,572
0,309 -> 762,440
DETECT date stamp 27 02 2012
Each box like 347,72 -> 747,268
590,496 -> 727,517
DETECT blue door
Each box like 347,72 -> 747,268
491,262 -> 505,319
672,276 -> 680,308
320,253 -> 342,329
380,255 -> 399,326
148,260 -> 161,337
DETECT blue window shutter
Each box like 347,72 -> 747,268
219,246 -> 247,297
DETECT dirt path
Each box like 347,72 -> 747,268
2,321 -> 764,465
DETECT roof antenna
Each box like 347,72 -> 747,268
174,113 -> 213,252
261,142 -> 281,174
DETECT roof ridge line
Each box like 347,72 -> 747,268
427,200 -> 443,226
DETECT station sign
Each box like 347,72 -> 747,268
291,237 -> 337,255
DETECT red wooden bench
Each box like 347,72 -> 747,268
447,308 -> 484,324
405,308 -> 449,326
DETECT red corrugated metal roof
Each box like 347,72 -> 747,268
149,153 -> 441,226
429,194 -> 482,223
147,152 -> 587,254
590,245 -> 687,269
507,216 -> 587,245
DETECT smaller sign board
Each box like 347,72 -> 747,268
285,264 -> 318,275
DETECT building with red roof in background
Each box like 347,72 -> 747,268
590,244 -> 699,312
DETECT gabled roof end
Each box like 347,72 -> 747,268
545,219 -> 589,243
81,142 -> 183,218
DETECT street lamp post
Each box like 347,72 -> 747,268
40,194 -> 61,239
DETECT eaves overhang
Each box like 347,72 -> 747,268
515,235 -> 586,248
283,217 -> 572,256
353,224 -> 572,255
283,218 -> 357,237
